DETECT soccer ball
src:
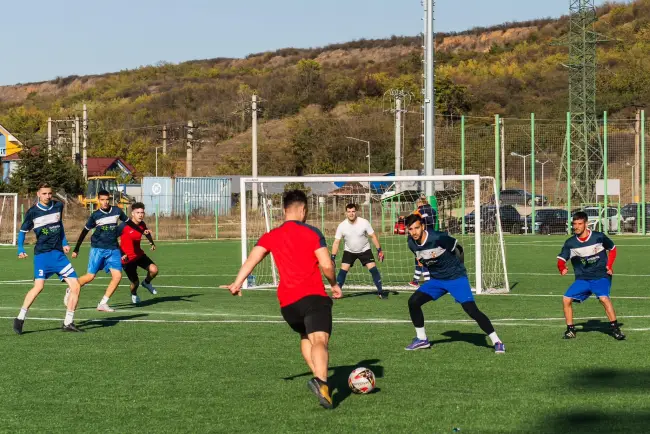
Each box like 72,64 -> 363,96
348,367 -> 376,394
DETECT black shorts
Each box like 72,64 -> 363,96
280,295 -> 333,336
124,255 -> 155,283
341,249 -> 375,267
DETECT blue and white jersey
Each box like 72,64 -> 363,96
557,230 -> 615,281
20,201 -> 67,255
407,230 -> 466,280
85,206 -> 128,250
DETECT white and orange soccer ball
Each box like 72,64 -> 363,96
348,367 -> 376,394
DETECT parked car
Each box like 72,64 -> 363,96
491,189 -> 548,207
620,203 -> 650,232
451,205 -> 523,234
582,206 -> 620,233
525,209 -> 570,235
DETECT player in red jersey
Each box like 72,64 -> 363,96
225,190 -> 342,410
118,202 -> 158,304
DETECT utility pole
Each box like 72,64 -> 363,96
252,94 -> 259,209
635,109 -> 641,202
71,118 -> 76,162
162,124 -> 167,156
47,117 -> 52,162
423,0 -> 435,197
74,116 -> 80,165
395,96 -> 402,179
82,105 -> 88,180
186,120 -> 193,177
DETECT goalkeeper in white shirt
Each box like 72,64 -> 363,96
331,203 -> 386,299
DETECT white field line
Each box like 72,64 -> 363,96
0,315 -> 646,328
3,280 -> 650,300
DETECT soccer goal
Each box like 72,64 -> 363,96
240,175 -> 509,294
0,193 -> 18,246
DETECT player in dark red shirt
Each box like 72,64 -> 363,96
118,202 -> 158,304
225,190 -> 342,409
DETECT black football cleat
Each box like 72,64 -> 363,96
563,328 -> 576,339
62,322 -> 85,333
378,291 -> 388,300
611,327 -> 626,341
13,318 -> 24,335
307,378 -> 333,409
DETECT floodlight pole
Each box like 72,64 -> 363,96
423,0 -> 435,197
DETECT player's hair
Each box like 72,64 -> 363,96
282,190 -> 307,209
572,211 -> 588,222
132,202 -> 145,211
405,213 -> 422,228
37,182 -> 52,190
97,189 -> 110,198
346,203 -> 357,211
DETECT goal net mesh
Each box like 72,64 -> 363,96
0,193 -> 18,246
242,176 -> 508,294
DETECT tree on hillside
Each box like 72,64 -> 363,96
9,145 -> 85,195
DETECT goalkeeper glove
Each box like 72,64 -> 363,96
377,247 -> 385,262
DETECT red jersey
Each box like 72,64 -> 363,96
119,220 -> 149,263
256,221 -> 328,307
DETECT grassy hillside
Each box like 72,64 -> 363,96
1,0 -> 650,179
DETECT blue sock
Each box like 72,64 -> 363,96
369,267 -> 383,292
337,269 -> 348,288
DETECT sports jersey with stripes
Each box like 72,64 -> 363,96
407,230 -> 466,280
85,206 -> 128,249
20,201 -> 67,255
557,230 -> 614,280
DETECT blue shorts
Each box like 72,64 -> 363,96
87,248 -> 123,274
34,250 -> 78,281
565,278 -> 612,302
417,276 -> 474,304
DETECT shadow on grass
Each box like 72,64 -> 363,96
110,293 -> 203,309
531,368 -> 650,433
573,319 -> 625,338
283,358 -> 384,408
341,291 -> 399,299
78,313 -> 149,330
429,330 -> 492,348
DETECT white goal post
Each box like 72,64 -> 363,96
240,175 -> 509,294
0,193 -> 18,246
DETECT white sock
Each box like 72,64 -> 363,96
415,327 -> 427,340
17,308 -> 28,320
100,296 -> 110,305
64,310 -> 75,326
488,332 -> 501,345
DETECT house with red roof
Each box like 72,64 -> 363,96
2,154 -> 135,180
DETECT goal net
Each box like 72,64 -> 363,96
240,176 -> 509,294
0,193 -> 18,246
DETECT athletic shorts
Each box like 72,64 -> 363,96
565,277 -> 612,302
33,250 -> 78,281
87,248 -> 123,274
280,295 -> 333,336
123,255 -> 155,283
417,276 -> 474,304
342,249 -> 375,267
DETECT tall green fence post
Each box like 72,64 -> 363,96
641,110 -> 645,235
461,115 -> 466,235
155,201 -> 159,242
185,202 -> 190,240
215,204 -> 219,240
381,203 -> 385,233
531,113 -> 536,233
20,204 -> 24,223
320,199 -> 325,233
495,114 -> 501,200
566,112 -> 572,232
600,112 -> 609,233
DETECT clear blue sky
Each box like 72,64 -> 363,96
1,0 -> 615,86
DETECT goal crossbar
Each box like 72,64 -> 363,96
240,175 -> 508,294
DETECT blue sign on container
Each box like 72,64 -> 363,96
173,177 -> 232,216
142,177 -> 173,216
